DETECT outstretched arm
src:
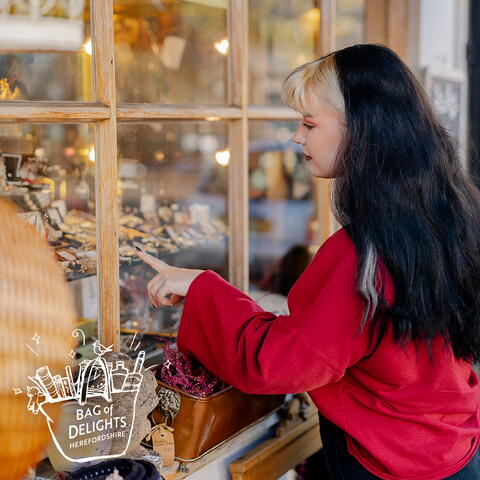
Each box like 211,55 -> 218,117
137,230 -> 381,395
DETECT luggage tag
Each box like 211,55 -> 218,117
147,423 -> 175,467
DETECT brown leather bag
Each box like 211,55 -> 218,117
151,380 -> 284,462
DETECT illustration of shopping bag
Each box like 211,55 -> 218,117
26,345 -> 145,463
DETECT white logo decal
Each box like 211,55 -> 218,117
25,338 -> 145,463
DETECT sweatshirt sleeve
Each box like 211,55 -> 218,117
176,229 -> 383,395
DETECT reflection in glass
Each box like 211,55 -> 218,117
336,0 -> 365,49
0,1 -> 92,101
249,1 -> 319,105
117,121 -> 229,336
114,1 -> 227,104
248,121 -> 314,308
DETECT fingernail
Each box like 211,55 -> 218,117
151,303 -> 156,309
133,241 -> 144,252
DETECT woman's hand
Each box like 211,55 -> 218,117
135,248 -> 204,307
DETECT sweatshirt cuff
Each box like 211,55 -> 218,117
185,269 -> 220,298
177,270 -> 222,352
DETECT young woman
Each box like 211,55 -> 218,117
136,44 -> 480,479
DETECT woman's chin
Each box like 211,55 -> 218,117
308,165 -> 336,179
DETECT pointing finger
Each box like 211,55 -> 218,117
134,245 -> 169,273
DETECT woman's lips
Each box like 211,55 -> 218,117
303,153 -> 312,161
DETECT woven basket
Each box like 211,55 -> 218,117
0,200 -> 76,480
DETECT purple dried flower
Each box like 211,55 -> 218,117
158,343 -> 228,397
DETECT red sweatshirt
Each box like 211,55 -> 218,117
177,227 -> 480,479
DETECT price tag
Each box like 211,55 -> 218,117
151,424 -> 175,467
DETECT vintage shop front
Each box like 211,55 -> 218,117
0,0 -> 411,477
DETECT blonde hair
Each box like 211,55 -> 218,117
281,54 -> 345,118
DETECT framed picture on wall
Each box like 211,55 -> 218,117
423,67 -> 466,164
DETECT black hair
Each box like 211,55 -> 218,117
331,44 -> 480,362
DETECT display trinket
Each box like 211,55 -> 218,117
0,78 -> 21,100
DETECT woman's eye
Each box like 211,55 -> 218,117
303,123 -> 314,130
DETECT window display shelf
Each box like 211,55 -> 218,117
60,206 -> 228,282
1,179 -> 227,282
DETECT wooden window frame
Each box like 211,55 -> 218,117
0,0 -> 337,350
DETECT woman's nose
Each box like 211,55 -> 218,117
292,127 -> 306,145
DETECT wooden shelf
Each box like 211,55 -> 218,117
230,413 -> 321,480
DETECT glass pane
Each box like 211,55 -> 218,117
114,0 -> 227,104
117,121 -> 228,341
0,1 -> 92,101
336,0 -> 365,49
0,122 -> 97,357
249,1 -> 320,106
249,121 -> 315,307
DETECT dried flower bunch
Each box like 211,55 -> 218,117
159,343 -> 228,397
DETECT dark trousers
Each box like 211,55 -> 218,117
318,414 -> 480,480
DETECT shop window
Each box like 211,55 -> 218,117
249,1 -> 320,106
0,1 -> 92,101
336,0 -> 365,49
113,0 -> 228,104
117,120 -> 229,336
248,120 -> 314,302
0,122 -> 97,342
